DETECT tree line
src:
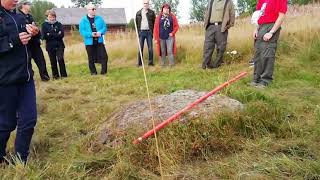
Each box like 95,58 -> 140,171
31,0 -> 319,28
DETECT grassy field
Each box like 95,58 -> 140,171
1,4 -> 320,179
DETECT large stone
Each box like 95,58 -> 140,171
98,90 -> 243,145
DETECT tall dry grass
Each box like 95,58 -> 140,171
62,4 -> 320,67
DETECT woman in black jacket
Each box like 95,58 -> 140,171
0,0 -> 38,164
42,9 -> 67,79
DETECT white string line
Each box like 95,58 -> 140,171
133,8 -> 164,179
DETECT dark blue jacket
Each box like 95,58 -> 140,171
0,6 -> 32,85
41,21 -> 65,51
159,15 -> 173,40
18,10 -> 41,47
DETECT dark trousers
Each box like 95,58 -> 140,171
85,44 -> 108,75
30,45 -> 50,80
0,80 -> 37,163
138,30 -> 154,66
47,47 -> 67,79
253,23 -> 280,85
202,24 -> 228,68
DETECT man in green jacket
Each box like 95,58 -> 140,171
202,0 -> 235,69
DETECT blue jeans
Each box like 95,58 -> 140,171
0,80 -> 37,163
138,30 -> 154,65
160,37 -> 175,66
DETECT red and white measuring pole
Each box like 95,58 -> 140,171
133,71 -> 248,144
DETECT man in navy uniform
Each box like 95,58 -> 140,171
17,0 -> 50,81
0,0 -> 38,164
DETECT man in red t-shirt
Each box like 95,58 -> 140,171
250,0 -> 288,88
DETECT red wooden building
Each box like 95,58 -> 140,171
54,8 -> 127,33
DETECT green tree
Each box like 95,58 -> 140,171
152,0 -> 180,15
190,0 -> 208,22
238,0 -> 319,16
127,18 -> 135,30
289,0 -> 318,5
237,0 -> 256,15
30,0 -> 56,26
71,0 -> 103,8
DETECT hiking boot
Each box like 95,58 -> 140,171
0,158 -> 9,168
41,75 -> 50,82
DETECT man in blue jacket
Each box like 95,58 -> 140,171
79,3 -> 108,75
0,0 -> 38,164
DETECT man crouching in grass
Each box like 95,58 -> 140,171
0,0 -> 38,165
250,0 -> 288,89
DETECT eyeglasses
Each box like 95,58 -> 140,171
144,3 -> 149,4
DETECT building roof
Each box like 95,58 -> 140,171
53,8 -> 127,25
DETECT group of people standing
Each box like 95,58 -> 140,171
136,0 -> 179,67
0,0 -> 287,165
15,1 -> 109,82
0,0 -> 108,165
17,0 -> 67,81
136,0 -> 286,90
202,0 -> 287,89
136,0 -> 235,69
0,0 -> 68,165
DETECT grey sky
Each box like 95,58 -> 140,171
47,0 -> 192,24
47,0 -> 238,24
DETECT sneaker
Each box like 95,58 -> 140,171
249,81 -> 259,87
255,84 -> 266,89
249,59 -> 255,67
255,82 -> 268,89
202,65 -> 215,69
207,66 -> 215,69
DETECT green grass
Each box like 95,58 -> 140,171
1,19 -> 320,179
